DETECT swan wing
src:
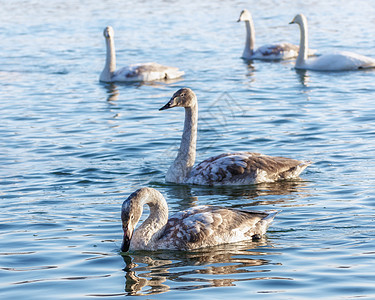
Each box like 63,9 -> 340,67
305,51 -> 375,71
252,43 -> 298,60
157,206 -> 277,250
112,62 -> 184,82
251,43 -> 317,60
187,152 -> 311,185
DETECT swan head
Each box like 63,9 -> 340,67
237,9 -> 252,22
159,88 -> 197,110
289,13 -> 307,26
103,26 -> 115,39
121,188 -> 147,252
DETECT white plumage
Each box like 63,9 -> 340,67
159,88 -> 311,186
238,9 -> 316,60
121,187 -> 278,252
290,14 -> 375,71
99,26 -> 184,83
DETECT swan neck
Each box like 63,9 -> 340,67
132,190 -> 169,249
166,103 -> 198,183
100,37 -> 116,82
243,20 -> 255,58
296,19 -> 308,67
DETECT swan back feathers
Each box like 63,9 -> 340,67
159,206 -> 278,250
187,152 -> 311,185
253,43 -> 301,60
304,51 -> 375,71
113,63 -> 183,82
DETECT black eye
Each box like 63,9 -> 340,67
180,93 -> 185,97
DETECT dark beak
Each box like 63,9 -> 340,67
121,230 -> 132,252
159,98 -> 176,111
237,18 -> 241,22
289,21 -> 294,24
159,102 -> 171,111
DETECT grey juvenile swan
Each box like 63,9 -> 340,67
159,88 -> 311,186
121,187 -> 278,251
238,9 -> 316,60
100,26 -> 184,82
289,14 -> 375,71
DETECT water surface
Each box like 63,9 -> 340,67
1,0 -> 375,299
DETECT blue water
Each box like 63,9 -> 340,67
1,0 -> 375,299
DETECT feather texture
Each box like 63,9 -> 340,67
121,187 -> 278,251
187,152 -> 311,185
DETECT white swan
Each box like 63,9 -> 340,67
121,187 -> 278,251
99,26 -> 184,82
290,14 -> 375,71
238,9 -> 316,60
159,88 -> 311,186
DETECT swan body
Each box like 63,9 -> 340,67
186,152 -> 311,185
121,187 -> 278,251
100,26 -> 184,82
159,88 -> 311,186
290,14 -> 375,71
238,9 -> 316,60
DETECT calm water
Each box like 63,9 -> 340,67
1,0 -> 375,299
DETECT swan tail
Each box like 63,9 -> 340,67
253,210 -> 280,237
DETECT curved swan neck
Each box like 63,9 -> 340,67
100,36 -> 116,82
131,189 -> 169,249
296,17 -> 308,68
243,19 -> 255,58
166,102 -> 198,183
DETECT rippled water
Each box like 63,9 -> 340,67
1,0 -> 375,299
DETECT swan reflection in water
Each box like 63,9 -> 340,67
121,239 -> 289,296
102,76 -> 184,104
160,179 -> 311,209
104,83 -> 120,103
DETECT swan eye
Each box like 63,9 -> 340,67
180,93 -> 185,97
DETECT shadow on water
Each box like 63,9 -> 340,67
294,69 -> 310,87
192,180 -> 310,199
121,240 -> 287,296
160,184 -> 199,211
101,76 -> 185,100
243,60 -> 256,81
152,179 -> 311,208
103,83 -> 120,103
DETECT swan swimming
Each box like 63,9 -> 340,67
99,26 -> 184,82
159,88 -> 311,186
289,14 -> 375,71
238,9 -> 316,60
121,187 -> 278,251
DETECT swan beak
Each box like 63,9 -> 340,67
289,19 -> 295,24
237,18 -> 241,22
121,229 -> 132,252
159,97 -> 178,111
